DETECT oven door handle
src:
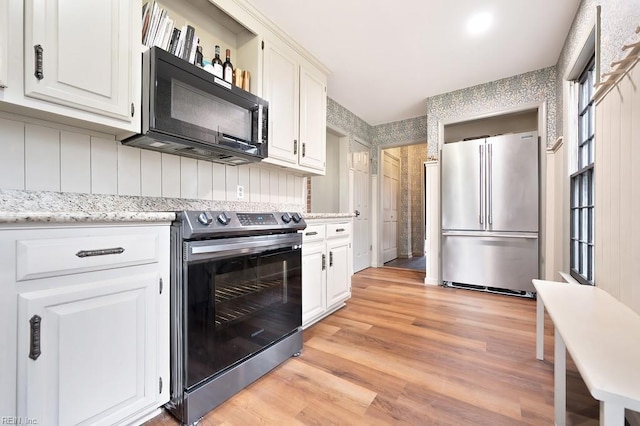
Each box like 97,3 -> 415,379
185,233 -> 301,263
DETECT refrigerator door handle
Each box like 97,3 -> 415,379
479,145 -> 484,225
442,231 -> 538,239
488,143 -> 493,225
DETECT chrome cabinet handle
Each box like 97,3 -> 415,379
302,142 -> 306,157
305,231 -> 318,236
321,253 -> 326,270
293,139 -> 298,155
329,251 -> 333,267
76,247 -> 125,258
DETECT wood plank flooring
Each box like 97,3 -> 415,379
146,267 -> 599,425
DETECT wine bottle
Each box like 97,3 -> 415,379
212,45 -> 223,79
223,49 -> 234,84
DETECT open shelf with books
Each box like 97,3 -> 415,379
141,0 -> 261,95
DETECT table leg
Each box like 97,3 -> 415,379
536,296 -> 544,360
600,401 -> 624,425
555,328 -> 566,426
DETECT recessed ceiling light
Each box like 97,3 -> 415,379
467,12 -> 493,35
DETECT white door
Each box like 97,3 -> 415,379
382,151 -> 399,263
262,36 -> 299,164
17,272 -> 159,425
24,0 -> 134,121
352,140 -> 371,272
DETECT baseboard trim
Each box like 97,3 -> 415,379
424,277 -> 439,286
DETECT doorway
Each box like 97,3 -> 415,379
378,143 -> 427,272
352,139 -> 371,273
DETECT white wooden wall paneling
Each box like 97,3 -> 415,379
225,166 -> 238,201
278,172 -> 286,203
60,131 -> 91,194
260,169 -> 270,203
25,124 -> 60,192
197,160 -> 213,201
249,167 -> 260,202
0,118 -> 25,190
161,153 -> 180,198
140,150 -> 161,197
90,137 -> 117,195
631,65 -> 640,315
238,165 -> 250,201
117,144 -> 141,196
0,115 -> 306,206
179,157 -> 198,199
212,163 -> 226,200
618,73 -> 632,305
609,83 -> 621,299
595,61 -> 640,315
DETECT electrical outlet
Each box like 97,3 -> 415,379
237,185 -> 245,199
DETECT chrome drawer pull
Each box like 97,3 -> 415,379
76,247 -> 125,258
305,231 -> 318,236
336,228 -> 345,233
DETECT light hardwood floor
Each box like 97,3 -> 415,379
146,267 -> 599,425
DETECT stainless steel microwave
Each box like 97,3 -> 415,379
123,47 -> 268,165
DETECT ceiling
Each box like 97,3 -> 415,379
246,0 -> 581,126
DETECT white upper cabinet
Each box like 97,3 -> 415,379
263,36 -> 300,164
299,62 -> 327,171
263,34 -> 328,175
0,0 -> 140,135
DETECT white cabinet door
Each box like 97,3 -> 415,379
298,63 -> 326,171
24,0 -> 134,121
17,272 -> 159,426
326,239 -> 350,308
0,0 -> 7,89
302,243 -> 326,326
263,37 -> 299,164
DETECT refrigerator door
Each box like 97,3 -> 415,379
442,232 -> 538,292
441,138 -> 485,231
486,132 -> 539,233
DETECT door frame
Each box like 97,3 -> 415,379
351,137 -> 372,272
373,139 -> 427,267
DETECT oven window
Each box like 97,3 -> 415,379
185,246 -> 301,389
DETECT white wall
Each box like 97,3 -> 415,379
310,131 -> 340,212
0,112 -> 305,205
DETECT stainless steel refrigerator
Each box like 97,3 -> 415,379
441,131 -> 539,294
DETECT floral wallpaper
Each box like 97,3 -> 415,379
326,97 -> 373,143
555,0 -> 640,136
426,66 -> 557,158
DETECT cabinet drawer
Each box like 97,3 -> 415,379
326,223 -> 351,239
16,232 -> 159,281
302,225 -> 326,243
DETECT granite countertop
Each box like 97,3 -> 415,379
0,189 -> 309,224
303,212 -> 355,219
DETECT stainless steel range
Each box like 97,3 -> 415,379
167,211 -> 306,425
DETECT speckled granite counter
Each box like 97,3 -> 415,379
0,189 -> 306,224
303,213 -> 354,220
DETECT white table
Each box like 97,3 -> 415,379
533,279 -> 640,425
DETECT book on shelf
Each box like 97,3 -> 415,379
181,25 -> 196,62
168,27 -> 181,55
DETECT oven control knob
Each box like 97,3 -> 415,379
217,212 -> 231,225
197,211 -> 214,226
281,213 -> 292,223
291,213 -> 302,223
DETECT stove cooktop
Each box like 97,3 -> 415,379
174,211 -> 306,239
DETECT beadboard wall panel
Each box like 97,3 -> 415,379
594,62 -> 640,315
25,124 -> 60,192
60,131 -> 91,194
0,118 -> 25,190
0,115 -> 305,207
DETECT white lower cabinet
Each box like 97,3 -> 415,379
0,223 -> 170,426
302,219 -> 352,328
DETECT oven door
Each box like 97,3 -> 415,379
183,232 -> 302,390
